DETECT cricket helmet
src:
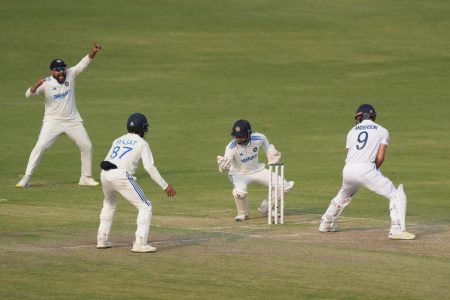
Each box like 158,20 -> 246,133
231,119 -> 252,145
231,119 -> 252,137
50,58 -> 67,70
355,104 -> 377,123
127,113 -> 149,135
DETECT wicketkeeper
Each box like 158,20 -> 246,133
217,119 -> 294,221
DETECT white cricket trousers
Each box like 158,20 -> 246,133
98,169 -> 152,242
323,163 -> 399,226
24,120 -> 93,177
339,163 -> 397,200
230,168 -> 289,193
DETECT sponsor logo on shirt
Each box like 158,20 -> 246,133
53,90 -> 70,101
241,154 -> 257,163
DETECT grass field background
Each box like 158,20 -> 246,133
1,0 -> 449,299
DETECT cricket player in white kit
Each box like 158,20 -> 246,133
217,119 -> 294,221
319,104 -> 415,240
97,113 -> 176,253
16,42 -> 102,188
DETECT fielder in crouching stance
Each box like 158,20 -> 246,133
217,119 -> 294,221
319,104 -> 415,240
97,113 -> 176,252
16,42 -> 102,188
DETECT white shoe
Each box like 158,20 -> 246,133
16,175 -> 31,188
132,241 -> 157,253
79,176 -> 99,186
319,219 -> 338,232
97,239 -> 112,249
388,230 -> 415,240
234,214 -> 249,221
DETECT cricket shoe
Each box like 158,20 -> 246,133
319,219 -> 338,232
234,214 -> 249,221
78,176 -> 100,186
388,230 -> 415,240
16,175 -> 31,188
96,239 -> 112,249
132,241 -> 157,253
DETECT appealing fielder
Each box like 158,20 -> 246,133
16,42 -> 102,188
319,104 -> 415,240
97,113 -> 176,253
217,119 -> 294,221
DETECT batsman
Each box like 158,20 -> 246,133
217,119 -> 294,221
319,104 -> 415,240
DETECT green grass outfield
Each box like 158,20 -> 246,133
1,0 -> 449,299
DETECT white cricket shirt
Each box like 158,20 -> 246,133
345,120 -> 389,164
25,55 -> 92,122
224,132 -> 270,175
104,133 -> 168,190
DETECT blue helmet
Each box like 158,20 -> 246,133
127,113 -> 149,136
231,119 -> 252,145
231,119 -> 252,137
355,104 -> 376,123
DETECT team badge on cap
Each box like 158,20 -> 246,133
235,126 -> 241,132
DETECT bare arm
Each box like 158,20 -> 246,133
375,144 -> 387,169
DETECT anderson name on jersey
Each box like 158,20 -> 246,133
224,132 -> 270,175
345,120 -> 389,164
25,55 -> 93,122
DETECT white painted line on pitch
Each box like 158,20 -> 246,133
9,237 -> 217,252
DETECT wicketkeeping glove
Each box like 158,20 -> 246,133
217,155 -> 232,173
266,145 -> 282,164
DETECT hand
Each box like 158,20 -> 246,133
267,151 -> 281,164
89,42 -> 102,59
165,184 -> 176,197
217,155 -> 232,173
30,78 -> 46,93
267,145 -> 281,164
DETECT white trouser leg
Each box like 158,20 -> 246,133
357,166 -> 399,229
24,121 -> 62,176
136,206 -> 152,243
65,122 -> 93,177
98,179 -> 118,239
113,174 -> 153,243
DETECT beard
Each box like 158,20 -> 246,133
56,74 -> 66,83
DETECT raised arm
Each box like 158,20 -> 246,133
25,78 -> 46,97
71,42 -> 102,77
